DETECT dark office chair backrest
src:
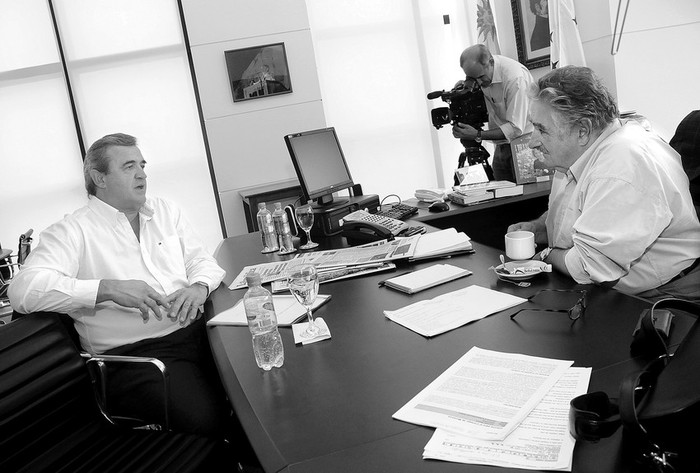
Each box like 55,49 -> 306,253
0,313 -> 103,470
670,110 -> 700,216
0,313 -> 228,473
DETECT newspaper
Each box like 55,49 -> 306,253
229,236 -> 420,290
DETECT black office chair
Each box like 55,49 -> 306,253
670,110 -> 700,217
0,312 -> 230,473
0,229 -> 33,301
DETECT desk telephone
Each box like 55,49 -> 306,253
341,210 -> 408,243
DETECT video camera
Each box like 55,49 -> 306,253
427,83 -> 493,182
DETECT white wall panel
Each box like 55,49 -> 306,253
181,0 -> 325,237
190,30 -> 321,120
182,0 -> 310,46
205,101 -> 326,192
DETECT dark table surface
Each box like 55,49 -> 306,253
407,181 -> 551,250
206,230 -> 692,473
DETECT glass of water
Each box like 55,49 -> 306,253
294,201 -> 319,250
287,264 -> 321,338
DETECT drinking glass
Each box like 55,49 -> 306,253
287,264 -> 321,338
295,202 -> 319,250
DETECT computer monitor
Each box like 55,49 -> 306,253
284,127 -> 355,206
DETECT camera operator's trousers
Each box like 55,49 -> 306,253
493,143 -> 515,182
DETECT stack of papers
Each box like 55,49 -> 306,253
452,180 -> 518,194
394,347 -> 591,471
451,174 -> 523,203
447,190 -> 495,206
383,264 -> 471,294
408,228 -> 473,261
207,294 -> 331,327
383,285 -> 525,337
493,184 -> 524,198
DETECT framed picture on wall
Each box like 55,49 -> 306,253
510,133 -> 553,184
510,0 -> 550,69
225,42 -> 293,102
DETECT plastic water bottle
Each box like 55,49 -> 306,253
272,202 -> 296,255
243,272 -> 284,370
256,202 -> 279,253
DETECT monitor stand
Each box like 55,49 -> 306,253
314,194 -> 349,207
309,194 -> 380,237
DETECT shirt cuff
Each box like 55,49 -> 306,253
78,279 -> 102,307
499,123 -> 517,142
564,248 -> 594,285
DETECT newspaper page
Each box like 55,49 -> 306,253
423,367 -> 591,471
393,347 -> 572,441
229,236 -> 420,290
298,235 -> 420,268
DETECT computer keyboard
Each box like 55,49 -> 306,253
376,202 -> 419,221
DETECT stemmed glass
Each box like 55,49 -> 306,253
295,201 -> 319,250
287,264 -> 321,338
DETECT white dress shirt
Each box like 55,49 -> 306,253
9,196 -> 226,353
546,120 -> 700,295
481,55 -> 534,143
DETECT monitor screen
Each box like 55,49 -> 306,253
284,127 -> 354,206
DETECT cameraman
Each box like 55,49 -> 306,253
452,44 -> 534,181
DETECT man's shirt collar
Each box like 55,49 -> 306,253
88,195 -> 154,225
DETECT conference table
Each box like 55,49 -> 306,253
206,229 -> 693,473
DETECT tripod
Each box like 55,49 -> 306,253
453,137 -> 493,186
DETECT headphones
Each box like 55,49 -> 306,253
569,298 -> 700,442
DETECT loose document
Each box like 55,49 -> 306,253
423,367 -> 591,471
383,285 -> 526,337
207,295 -> 331,327
393,347 -> 573,441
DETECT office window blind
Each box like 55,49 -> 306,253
306,0 -> 439,200
305,0 -> 483,195
0,0 -> 86,249
0,0 -> 222,252
52,0 -> 222,251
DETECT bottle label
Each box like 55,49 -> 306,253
245,300 -> 277,325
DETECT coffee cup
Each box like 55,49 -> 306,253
505,230 -> 536,260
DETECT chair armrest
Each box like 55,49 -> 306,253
83,353 -> 170,430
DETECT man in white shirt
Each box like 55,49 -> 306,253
8,133 -> 232,438
508,67 -> 700,301
453,44 -> 534,181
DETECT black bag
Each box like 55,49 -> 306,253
569,298 -> 700,472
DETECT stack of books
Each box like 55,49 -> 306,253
448,180 -> 523,205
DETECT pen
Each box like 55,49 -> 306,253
378,271 -> 413,287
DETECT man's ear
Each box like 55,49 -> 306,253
89,169 -> 107,190
577,118 -> 593,145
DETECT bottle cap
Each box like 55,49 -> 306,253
245,272 -> 262,286
274,202 -> 282,209
258,202 -> 266,210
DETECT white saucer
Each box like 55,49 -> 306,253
492,260 -> 552,281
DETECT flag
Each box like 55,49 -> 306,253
476,0 -> 501,54
548,0 -> 586,68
